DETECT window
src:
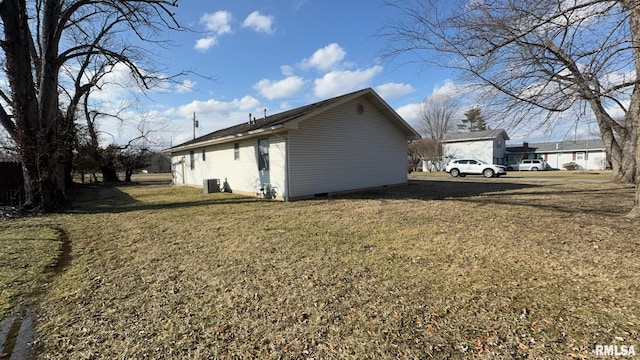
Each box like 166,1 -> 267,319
190,151 -> 195,170
258,138 -> 269,171
202,149 -> 206,161
576,152 -> 585,160
234,142 -> 240,160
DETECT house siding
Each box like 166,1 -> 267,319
170,135 -> 287,197
542,150 -> 607,170
443,139 -> 497,164
287,98 -> 407,198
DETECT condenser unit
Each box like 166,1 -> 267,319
203,179 -> 220,194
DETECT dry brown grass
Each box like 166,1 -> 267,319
0,221 -> 64,320
2,175 -> 639,359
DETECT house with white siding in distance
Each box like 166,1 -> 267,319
505,139 -> 609,170
163,88 -> 421,200
441,129 -> 510,165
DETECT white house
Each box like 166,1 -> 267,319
441,129 -> 510,165
506,139 -> 609,170
164,88 -> 421,200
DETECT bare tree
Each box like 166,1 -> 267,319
408,138 -> 443,172
417,93 -> 458,140
0,0 -> 181,212
383,0 -> 640,217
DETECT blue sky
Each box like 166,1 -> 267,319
92,0 -> 592,148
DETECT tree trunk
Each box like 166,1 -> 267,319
125,168 -> 134,183
101,166 -> 119,182
622,0 -> 640,217
0,0 -> 67,212
1,0 -> 41,209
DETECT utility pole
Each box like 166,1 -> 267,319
193,112 -> 199,139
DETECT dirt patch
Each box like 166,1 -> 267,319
0,313 -> 35,360
44,226 -> 72,275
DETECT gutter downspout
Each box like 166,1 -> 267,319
284,132 -> 291,201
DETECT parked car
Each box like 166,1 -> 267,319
504,162 -> 519,171
518,159 -> 546,171
445,159 -> 507,178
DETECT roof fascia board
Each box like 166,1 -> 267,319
443,137 -> 493,143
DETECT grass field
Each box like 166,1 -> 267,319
412,169 -> 614,180
2,175 -> 639,358
0,222 -> 63,319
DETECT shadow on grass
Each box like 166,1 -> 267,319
464,183 -> 635,216
339,178 -> 633,216
339,179 -> 541,201
68,179 -> 633,217
68,184 -> 262,214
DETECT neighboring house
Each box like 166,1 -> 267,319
441,129 -> 510,165
164,88 -> 421,200
506,139 -> 609,170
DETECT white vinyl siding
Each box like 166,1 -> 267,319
170,135 -> 286,196
443,140 -> 496,164
443,133 -> 509,165
287,98 -> 407,198
542,150 -> 607,170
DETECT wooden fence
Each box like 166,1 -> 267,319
0,162 -> 25,206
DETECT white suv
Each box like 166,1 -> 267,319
445,159 -> 507,178
518,159 -> 546,171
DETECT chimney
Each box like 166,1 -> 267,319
523,142 -> 529,159
248,113 -> 252,124
264,108 -> 267,119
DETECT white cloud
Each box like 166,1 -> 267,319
253,76 -> 305,100
176,79 -> 196,94
295,0 -> 308,10
313,65 -> 383,98
194,37 -> 217,51
280,65 -> 295,77
164,95 -> 263,144
200,11 -> 233,35
301,43 -> 347,72
431,79 -> 475,99
88,63 -> 143,103
396,103 -> 421,124
195,11 -> 233,51
242,11 -> 275,35
173,96 -> 260,117
375,82 -> 415,99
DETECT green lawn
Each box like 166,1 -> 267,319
1,177 -> 639,358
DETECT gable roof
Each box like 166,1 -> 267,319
442,129 -> 510,143
165,88 -> 421,153
506,139 -> 606,153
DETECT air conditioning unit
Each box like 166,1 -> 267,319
203,179 -> 220,194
